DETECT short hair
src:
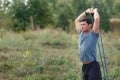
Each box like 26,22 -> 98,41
80,18 -> 93,24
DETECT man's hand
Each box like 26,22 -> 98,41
85,8 -> 94,14
92,8 -> 100,34
93,8 -> 98,13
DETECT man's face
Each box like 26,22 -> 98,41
80,21 -> 91,32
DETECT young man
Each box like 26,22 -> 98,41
75,8 -> 102,80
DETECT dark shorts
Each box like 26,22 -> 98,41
82,61 -> 102,80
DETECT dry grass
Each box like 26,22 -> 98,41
0,29 -> 120,80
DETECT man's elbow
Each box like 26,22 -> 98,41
75,19 -> 79,23
75,19 -> 77,23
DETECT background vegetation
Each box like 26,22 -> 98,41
0,0 -> 120,31
0,0 -> 120,80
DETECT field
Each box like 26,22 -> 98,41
0,29 -> 120,80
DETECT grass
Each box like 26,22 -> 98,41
0,29 -> 120,80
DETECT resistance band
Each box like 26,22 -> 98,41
90,14 -> 109,80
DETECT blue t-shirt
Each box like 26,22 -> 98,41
79,30 -> 99,62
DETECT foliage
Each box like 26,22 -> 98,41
0,0 -> 120,31
27,0 -> 54,28
8,0 -> 54,31
9,0 -> 28,31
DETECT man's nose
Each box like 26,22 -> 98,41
81,25 -> 84,28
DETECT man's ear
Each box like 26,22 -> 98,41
89,24 -> 93,28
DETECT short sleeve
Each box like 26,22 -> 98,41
91,30 -> 99,39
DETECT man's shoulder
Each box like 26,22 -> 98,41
90,30 -> 99,38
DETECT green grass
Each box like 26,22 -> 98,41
0,29 -> 120,80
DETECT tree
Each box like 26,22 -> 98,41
27,0 -> 54,29
9,0 -> 54,31
46,0 -> 75,31
55,3 -> 73,31
0,0 -> 119,31
0,0 -> 13,30
9,0 -> 29,31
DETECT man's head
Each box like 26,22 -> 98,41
79,18 -> 93,33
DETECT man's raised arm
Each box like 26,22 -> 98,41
75,11 -> 87,33
93,8 -> 100,34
